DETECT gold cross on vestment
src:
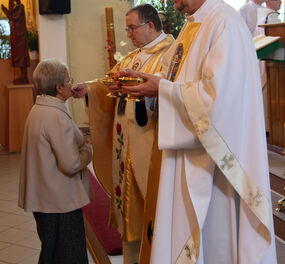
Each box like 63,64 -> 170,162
247,191 -> 263,207
185,245 -> 191,259
220,154 -> 234,170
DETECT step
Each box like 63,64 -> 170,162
268,150 -> 285,241
268,150 -> 285,195
272,191 -> 285,241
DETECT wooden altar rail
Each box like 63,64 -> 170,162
260,23 -> 285,148
266,62 -> 285,148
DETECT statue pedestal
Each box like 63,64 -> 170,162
7,84 -> 34,152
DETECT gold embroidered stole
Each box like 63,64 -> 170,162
162,22 -> 202,263
178,82 -> 271,263
167,22 -> 201,82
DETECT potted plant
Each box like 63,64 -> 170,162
27,29 -> 38,60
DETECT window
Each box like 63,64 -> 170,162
0,19 -> 11,59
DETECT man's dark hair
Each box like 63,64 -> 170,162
126,4 -> 162,32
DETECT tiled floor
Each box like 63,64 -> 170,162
0,151 -> 123,264
0,151 -> 284,264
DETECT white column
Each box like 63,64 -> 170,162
38,14 -> 67,63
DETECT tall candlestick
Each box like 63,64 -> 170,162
105,7 -> 116,69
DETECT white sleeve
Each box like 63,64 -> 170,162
158,79 -> 203,150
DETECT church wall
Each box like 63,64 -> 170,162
38,15 -> 67,63
0,0 -> 133,130
66,0 -> 134,127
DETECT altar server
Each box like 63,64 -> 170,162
239,0 -> 265,35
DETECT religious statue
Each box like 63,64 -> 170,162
1,0 -> 30,84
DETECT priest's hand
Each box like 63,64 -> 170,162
108,82 -> 123,93
72,83 -> 87,98
118,69 -> 161,98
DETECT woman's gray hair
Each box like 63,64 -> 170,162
33,58 -> 69,96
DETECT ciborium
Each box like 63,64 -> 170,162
99,76 -> 118,98
119,77 -> 145,102
99,76 -> 145,102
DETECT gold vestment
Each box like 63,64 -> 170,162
86,35 -> 174,245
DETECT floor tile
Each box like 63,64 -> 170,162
276,237 -> 285,258
0,214 -> 31,227
278,256 -> 285,264
12,209 -> 33,218
15,233 -> 41,250
0,244 -> 38,263
0,212 -> 7,218
0,228 -> 34,244
0,181 -> 19,193
0,241 -> 10,250
109,254 -> 123,264
14,219 -> 37,233
0,225 -> 10,233
18,252 -> 39,264
0,201 -> 19,213
0,191 -> 18,202
87,249 -> 95,264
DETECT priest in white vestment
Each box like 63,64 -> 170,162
119,0 -> 277,263
239,0 -> 265,36
255,0 -> 282,36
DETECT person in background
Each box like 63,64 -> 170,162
118,0 -> 277,263
72,4 -> 174,263
257,0 -> 282,28
18,58 -> 93,264
239,0 -> 265,35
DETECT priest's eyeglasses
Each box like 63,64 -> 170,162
125,22 -> 149,32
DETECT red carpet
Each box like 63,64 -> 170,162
83,170 -> 122,255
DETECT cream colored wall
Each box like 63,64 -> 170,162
66,0 -> 134,127
38,14 -> 67,62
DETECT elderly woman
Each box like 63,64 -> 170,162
18,58 -> 93,264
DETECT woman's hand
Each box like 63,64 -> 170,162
72,83 -> 87,98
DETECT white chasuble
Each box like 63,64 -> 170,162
151,0 -> 277,263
